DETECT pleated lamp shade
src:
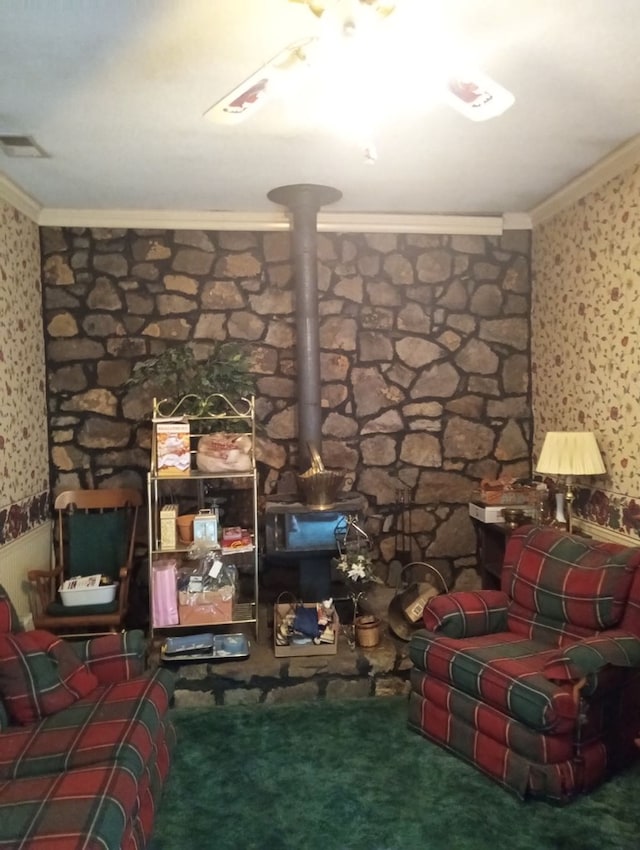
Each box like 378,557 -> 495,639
536,432 -> 606,477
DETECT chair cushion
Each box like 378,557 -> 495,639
0,668 -> 175,781
68,510 -> 127,581
507,527 -> 640,631
0,630 -> 98,725
410,629 -> 578,733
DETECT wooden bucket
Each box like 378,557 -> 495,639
355,615 -> 381,648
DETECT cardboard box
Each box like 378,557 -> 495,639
468,502 -> 535,524
160,504 -> 178,549
178,588 -> 233,626
400,584 -> 440,623
156,419 -> 191,475
273,602 -> 339,657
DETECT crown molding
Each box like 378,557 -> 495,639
529,135 -> 640,226
37,208 -> 294,231
35,206 -> 507,235
1,172 -> 518,235
319,213 -> 505,235
0,173 -> 42,222
502,212 -> 532,230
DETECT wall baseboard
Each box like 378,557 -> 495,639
0,522 -> 52,618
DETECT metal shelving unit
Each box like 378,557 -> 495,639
147,394 -> 259,640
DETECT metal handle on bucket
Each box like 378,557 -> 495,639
395,562 -> 449,595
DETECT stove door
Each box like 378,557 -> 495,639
265,509 -> 347,554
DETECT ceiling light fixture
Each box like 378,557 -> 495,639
204,0 -> 515,160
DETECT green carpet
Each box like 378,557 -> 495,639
150,697 -> 640,850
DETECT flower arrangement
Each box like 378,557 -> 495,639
332,551 -> 381,584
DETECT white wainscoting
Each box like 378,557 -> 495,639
0,522 -> 52,621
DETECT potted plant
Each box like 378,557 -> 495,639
128,341 -> 255,419
333,550 -> 383,648
331,516 -> 383,649
128,341 -> 257,471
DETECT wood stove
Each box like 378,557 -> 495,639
264,492 -> 365,600
265,183 -> 363,600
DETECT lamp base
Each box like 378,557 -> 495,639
553,492 -> 566,526
565,486 -> 575,534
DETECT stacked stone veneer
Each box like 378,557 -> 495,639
41,226 -> 532,588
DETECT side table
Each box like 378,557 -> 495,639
473,520 -> 511,590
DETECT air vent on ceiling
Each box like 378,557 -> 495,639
0,134 -> 48,158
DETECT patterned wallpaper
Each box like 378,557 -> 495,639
0,202 -> 49,543
532,163 -> 640,538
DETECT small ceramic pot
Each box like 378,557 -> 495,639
176,514 -> 197,544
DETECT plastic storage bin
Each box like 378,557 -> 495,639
60,584 -> 117,607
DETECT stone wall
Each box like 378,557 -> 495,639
42,226 -> 532,587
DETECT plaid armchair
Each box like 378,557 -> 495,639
408,525 -> 640,803
0,584 -> 175,850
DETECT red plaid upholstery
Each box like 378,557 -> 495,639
505,526 -> 640,633
0,585 -> 24,731
543,630 -> 640,681
409,525 -> 640,802
410,629 -> 577,732
0,630 -> 98,725
0,588 -> 175,850
0,670 -> 174,782
408,690 -> 610,802
0,584 -> 22,634
423,590 -> 508,638
0,763 -> 140,850
71,630 -> 146,683
0,598 -> 12,634
410,670 -> 576,764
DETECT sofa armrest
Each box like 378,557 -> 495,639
422,590 -> 509,638
543,630 -> 640,684
70,629 -> 147,683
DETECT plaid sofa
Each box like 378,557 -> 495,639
0,584 -> 175,849
408,525 -> 640,803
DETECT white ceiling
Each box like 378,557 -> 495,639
1,0 -> 640,227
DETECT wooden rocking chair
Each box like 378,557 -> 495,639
27,488 -> 142,635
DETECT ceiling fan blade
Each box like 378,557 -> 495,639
203,37 -> 317,125
443,71 -> 515,122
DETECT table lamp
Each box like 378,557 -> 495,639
535,431 -> 606,533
